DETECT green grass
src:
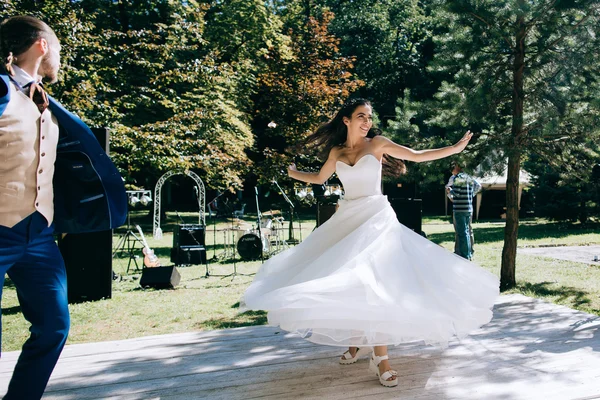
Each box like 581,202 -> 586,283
2,212 -> 600,351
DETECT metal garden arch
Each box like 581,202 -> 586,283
153,170 -> 206,239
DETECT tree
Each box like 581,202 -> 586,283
430,0 -> 600,290
251,6 -> 363,185
525,134 -> 600,223
91,0 -> 257,191
3,1 -> 263,191
325,0 -> 432,124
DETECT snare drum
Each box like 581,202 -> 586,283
260,217 -> 273,236
261,217 -> 273,230
237,231 -> 269,260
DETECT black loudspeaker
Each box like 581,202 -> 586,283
140,266 -> 181,289
317,202 -> 337,227
90,127 -> 110,154
172,224 -> 207,265
174,224 -> 205,247
383,181 -> 416,199
170,245 -> 207,265
59,127 -> 113,303
389,198 -> 423,234
59,230 -> 112,303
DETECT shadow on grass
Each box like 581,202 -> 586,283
427,221 -> 600,246
512,281 -> 596,312
2,278 -> 15,289
1,305 -> 22,315
197,310 -> 268,330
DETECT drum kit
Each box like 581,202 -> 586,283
210,181 -> 344,263
218,210 -> 289,261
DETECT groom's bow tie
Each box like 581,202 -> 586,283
24,81 -> 49,113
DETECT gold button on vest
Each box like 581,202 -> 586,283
0,83 -> 59,227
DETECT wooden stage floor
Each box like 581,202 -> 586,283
1,294 -> 600,399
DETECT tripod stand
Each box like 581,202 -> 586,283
113,210 -> 145,274
272,179 -> 301,244
206,192 -> 254,280
207,191 -> 226,263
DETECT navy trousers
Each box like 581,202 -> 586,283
1,212 -> 70,400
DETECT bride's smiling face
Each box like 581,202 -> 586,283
344,105 -> 373,137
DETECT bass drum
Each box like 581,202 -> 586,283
237,232 -> 269,260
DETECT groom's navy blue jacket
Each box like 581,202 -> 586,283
0,73 -> 127,233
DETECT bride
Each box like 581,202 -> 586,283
243,98 -> 499,387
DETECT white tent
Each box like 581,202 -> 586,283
445,166 -> 533,220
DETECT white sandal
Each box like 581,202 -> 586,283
369,353 -> 398,387
339,347 -> 372,365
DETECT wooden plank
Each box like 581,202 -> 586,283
0,294 -> 598,400
38,339 -> 599,399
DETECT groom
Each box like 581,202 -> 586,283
0,16 -> 127,399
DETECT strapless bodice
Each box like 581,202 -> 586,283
336,154 -> 382,200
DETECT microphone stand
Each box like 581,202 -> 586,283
272,179 -> 296,244
207,191 -> 225,262
254,187 -> 264,264
218,197 -> 253,280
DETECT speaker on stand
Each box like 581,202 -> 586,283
59,127 -> 113,303
383,180 -> 425,236
388,198 -> 424,236
59,231 -> 113,302
317,201 -> 337,227
171,224 -> 207,266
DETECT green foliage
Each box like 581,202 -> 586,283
525,139 -> 600,223
2,0 -> 598,206
325,0 -> 433,122
251,7 -> 363,185
79,1 -> 255,191
385,89 -> 457,187
383,0 -> 600,215
429,0 -> 600,159
3,1 -> 256,191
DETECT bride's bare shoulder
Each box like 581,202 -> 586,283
369,136 -> 392,154
371,135 -> 392,145
328,145 -> 344,160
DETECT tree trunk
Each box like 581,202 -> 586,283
500,8 -> 526,291
118,0 -> 129,33
501,151 -> 521,291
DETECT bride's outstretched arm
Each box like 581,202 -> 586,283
288,158 -> 336,184
374,131 -> 473,163
287,148 -> 338,184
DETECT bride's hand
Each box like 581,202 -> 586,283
453,130 -> 473,153
288,163 -> 298,176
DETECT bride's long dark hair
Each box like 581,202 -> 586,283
305,98 -> 406,175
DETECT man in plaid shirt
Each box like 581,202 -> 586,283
446,164 -> 481,260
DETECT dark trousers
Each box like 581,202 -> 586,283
453,211 -> 473,260
453,213 -> 474,254
1,212 -> 70,400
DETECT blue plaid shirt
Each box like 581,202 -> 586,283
448,173 -> 481,213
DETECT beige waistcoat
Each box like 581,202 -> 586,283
0,82 -> 59,228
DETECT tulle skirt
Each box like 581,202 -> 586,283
242,194 -> 499,347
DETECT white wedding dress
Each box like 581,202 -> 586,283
243,154 -> 499,347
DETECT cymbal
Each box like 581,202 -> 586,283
262,210 -> 282,216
